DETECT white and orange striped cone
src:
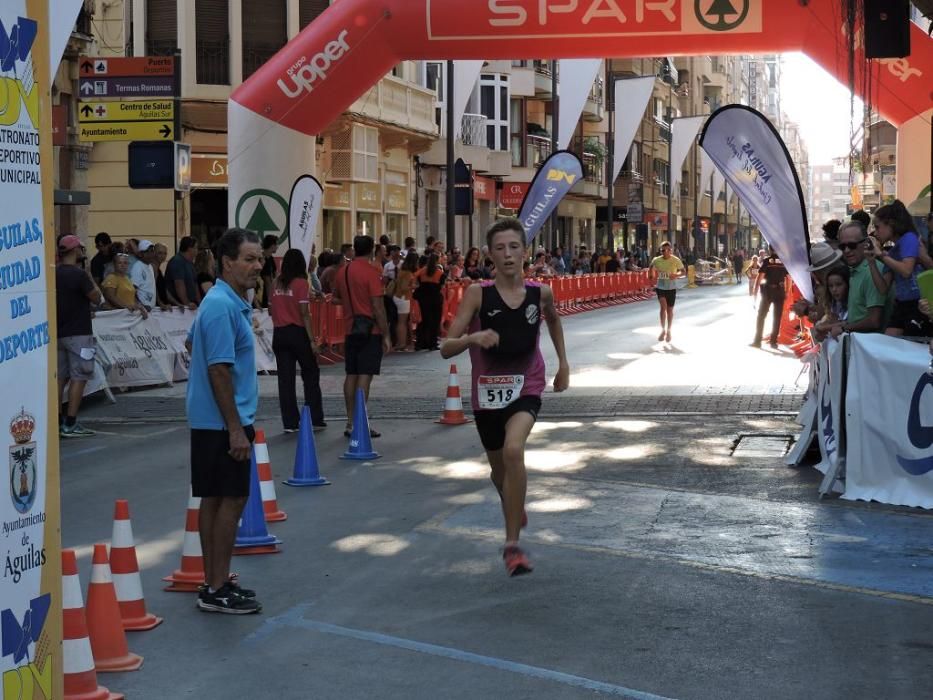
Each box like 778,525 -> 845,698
86,544 -> 143,672
162,490 -> 205,592
63,550 -> 123,700
436,364 -> 471,425
254,430 -> 287,522
110,500 -> 162,631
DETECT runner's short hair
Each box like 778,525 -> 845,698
486,218 -> 526,248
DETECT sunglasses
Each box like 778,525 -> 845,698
839,239 -> 867,251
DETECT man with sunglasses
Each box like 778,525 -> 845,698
830,221 -> 887,336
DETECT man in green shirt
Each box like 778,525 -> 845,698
833,221 -> 887,335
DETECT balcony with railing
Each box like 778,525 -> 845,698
349,76 -> 439,136
533,60 -> 554,97
582,76 -> 605,121
196,40 -> 229,85
526,133 -> 552,168
461,113 -> 488,148
243,43 -> 283,82
146,39 -> 178,57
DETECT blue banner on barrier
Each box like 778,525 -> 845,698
518,150 -> 583,245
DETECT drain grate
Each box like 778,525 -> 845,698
731,434 -> 793,458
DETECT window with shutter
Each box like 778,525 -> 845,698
196,0 -> 229,84
146,0 -> 177,55
243,1 -> 287,80
299,0 -> 330,29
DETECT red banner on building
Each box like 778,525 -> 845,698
473,175 -> 496,202
499,182 -> 529,210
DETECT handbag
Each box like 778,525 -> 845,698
345,266 -> 375,338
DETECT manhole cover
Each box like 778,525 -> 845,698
731,435 -> 792,458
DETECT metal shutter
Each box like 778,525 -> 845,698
196,0 -> 228,42
146,0 -> 177,45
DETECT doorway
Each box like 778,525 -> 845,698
190,189 -> 228,249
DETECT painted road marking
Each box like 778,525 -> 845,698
247,605 -> 676,700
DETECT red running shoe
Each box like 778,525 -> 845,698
503,545 -> 533,577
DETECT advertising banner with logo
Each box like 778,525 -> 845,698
557,59 -> 602,150
518,150 -> 583,244
288,174 -> 324,262
92,311 -> 176,388
700,106 -> 813,301
815,337 -> 845,477
844,334 -> 933,509
499,182 -> 529,210
150,309 -> 195,382
0,2 -> 62,695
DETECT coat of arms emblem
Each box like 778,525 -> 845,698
9,407 -> 37,514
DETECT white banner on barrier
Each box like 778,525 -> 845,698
92,311 -> 175,389
252,310 -> 277,372
815,338 -> 844,477
845,334 -> 933,509
150,308 -> 195,382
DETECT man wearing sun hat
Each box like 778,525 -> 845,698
129,239 -> 158,310
790,240 -> 845,324
56,235 -> 102,437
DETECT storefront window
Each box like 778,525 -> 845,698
356,211 -> 379,238
324,210 -> 350,251
385,214 -> 407,242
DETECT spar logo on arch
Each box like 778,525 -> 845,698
432,1 -> 762,38
235,189 -> 290,247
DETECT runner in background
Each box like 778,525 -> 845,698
442,218 -> 570,577
649,242 -> 685,343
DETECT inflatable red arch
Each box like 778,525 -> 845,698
227,0 -> 932,231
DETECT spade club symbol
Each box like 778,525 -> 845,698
695,0 -> 749,32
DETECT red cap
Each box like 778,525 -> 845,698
58,235 -> 84,252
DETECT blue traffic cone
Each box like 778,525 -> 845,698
341,388 -> 380,460
284,405 -> 330,487
234,448 -> 282,555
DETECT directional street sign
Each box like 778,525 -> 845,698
78,99 -> 174,123
79,56 -> 174,78
78,75 -> 175,99
79,122 -> 174,143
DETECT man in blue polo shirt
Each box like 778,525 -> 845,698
186,228 -> 263,614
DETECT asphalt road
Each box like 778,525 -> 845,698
63,284 -> 933,699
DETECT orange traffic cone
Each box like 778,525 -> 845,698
436,364 -> 471,425
254,430 -> 287,522
63,550 -> 123,700
85,544 -> 143,672
110,500 -> 162,631
162,490 -> 205,592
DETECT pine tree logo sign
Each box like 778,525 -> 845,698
234,189 -> 290,246
695,0 -> 749,32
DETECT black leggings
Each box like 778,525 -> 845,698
416,286 -> 443,350
272,325 -> 324,429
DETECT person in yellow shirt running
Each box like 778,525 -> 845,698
649,241 -> 685,342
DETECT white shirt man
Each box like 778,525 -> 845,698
130,239 -> 157,309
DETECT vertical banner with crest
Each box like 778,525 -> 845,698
0,1 -> 62,697
518,150 -> 583,245
287,174 -> 324,263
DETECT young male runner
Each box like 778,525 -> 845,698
442,218 -> 570,576
649,241 -> 685,342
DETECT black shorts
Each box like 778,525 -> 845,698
888,299 -> 932,336
190,425 -> 255,498
656,288 -> 677,307
474,396 -> 542,452
344,334 -> 384,376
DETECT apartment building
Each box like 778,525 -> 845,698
810,164 -> 836,235
78,0 -> 437,254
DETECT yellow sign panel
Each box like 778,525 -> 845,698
79,121 -> 174,142
78,99 -> 174,122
